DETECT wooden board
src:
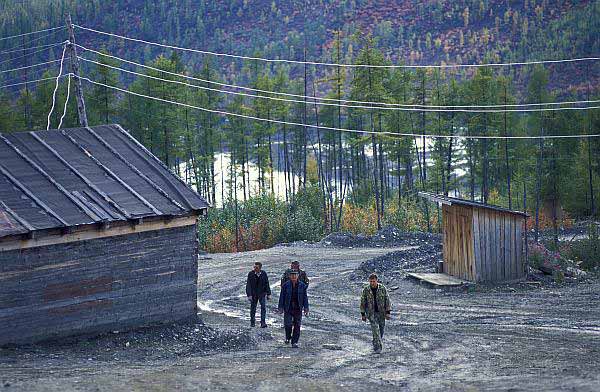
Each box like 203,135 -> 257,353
510,215 -> 515,280
0,224 -> 199,346
515,218 -> 524,276
442,204 -> 526,284
0,215 -> 197,251
441,205 -> 474,281
407,272 -> 470,287
484,209 -> 491,282
504,214 -> 511,281
497,211 -> 504,281
472,208 -> 482,282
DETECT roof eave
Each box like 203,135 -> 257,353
419,191 -> 530,217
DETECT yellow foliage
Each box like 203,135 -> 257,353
306,156 -> 319,185
340,203 -> 378,235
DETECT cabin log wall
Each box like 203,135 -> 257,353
0,223 -> 198,346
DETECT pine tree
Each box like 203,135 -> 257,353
88,48 -> 120,125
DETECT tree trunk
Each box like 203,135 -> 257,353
365,45 -> 381,230
504,84 -> 512,208
534,124 -> 544,243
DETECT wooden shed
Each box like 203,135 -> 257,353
420,192 -> 528,283
0,124 -> 209,346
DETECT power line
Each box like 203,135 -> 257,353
0,59 -> 63,75
47,46 -> 68,130
0,42 -> 66,66
0,67 -> 58,86
79,75 -> 600,140
0,75 -> 62,90
0,25 -> 65,42
0,41 -> 63,56
85,93 -> 202,128
58,74 -> 72,129
74,24 -> 600,69
0,30 -> 65,54
78,51 -> 600,113
79,45 -> 599,109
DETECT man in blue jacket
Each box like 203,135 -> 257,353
278,270 -> 309,348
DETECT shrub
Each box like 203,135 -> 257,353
563,224 -> 600,271
526,210 -> 574,231
529,243 -> 566,270
340,202 -> 378,235
384,197 -> 430,232
284,206 -> 324,242
198,188 -> 324,253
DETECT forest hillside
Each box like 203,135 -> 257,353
1,0 -> 599,91
0,0 -> 598,256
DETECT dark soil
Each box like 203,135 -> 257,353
0,317 -> 254,367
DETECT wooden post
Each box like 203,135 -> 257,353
66,14 -> 89,127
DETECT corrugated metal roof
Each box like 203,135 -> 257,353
0,124 -> 209,239
419,192 -> 529,217
0,202 -> 27,237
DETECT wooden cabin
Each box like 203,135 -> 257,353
0,124 -> 209,345
420,192 -> 528,283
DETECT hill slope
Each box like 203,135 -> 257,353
0,0 -> 598,90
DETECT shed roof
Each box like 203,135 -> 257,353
0,124 -> 209,239
419,192 -> 528,217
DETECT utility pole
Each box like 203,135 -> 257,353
66,14 -> 89,127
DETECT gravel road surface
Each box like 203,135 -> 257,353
1,240 -> 599,391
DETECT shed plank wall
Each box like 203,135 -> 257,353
464,207 -> 474,280
470,208 -> 525,282
485,211 -> 492,282
503,215 -> 509,280
0,224 -> 198,346
442,204 -> 526,283
496,212 -> 503,281
499,213 -> 505,280
481,209 -> 488,280
515,222 -> 524,277
442,205 -> 474,281
472,211 -> 482,282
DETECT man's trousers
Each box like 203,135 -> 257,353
284,309 -> 302,344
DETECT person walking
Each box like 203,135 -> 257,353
360,273 -> 391,354
246,262 -> 271,328
278,270 -> 309,348
280,260 -> 310,288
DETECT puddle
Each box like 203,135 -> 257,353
197,297 -> 280,326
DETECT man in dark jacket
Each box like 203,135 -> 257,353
246,262 -> 271,328
278,270 -> 309,348
280,260 -> 309,288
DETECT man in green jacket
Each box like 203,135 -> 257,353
360,273 -> 391,353
281,260 -> 309,288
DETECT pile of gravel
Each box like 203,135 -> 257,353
320,226 -> 442,248
1,317 -> 254,363
354,242 -> 443,283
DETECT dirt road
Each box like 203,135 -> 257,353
1,243 -> 599,391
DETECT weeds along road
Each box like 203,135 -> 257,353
1,244 -> 599,391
